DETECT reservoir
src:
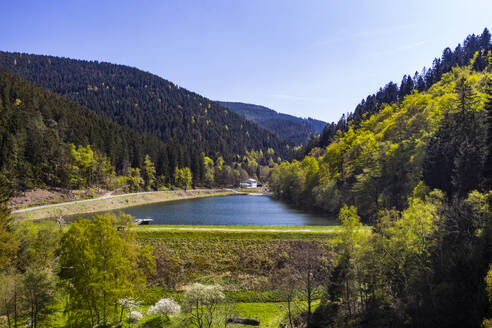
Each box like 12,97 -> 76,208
104,195 -> 336,226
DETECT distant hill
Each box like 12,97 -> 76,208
0,51 -> 290,162
217,101 -> 326,144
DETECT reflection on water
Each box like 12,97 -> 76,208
83,195 -> 337,226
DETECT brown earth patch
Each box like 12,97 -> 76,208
8,188 -> 107,210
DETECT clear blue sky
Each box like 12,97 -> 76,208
1,0 -> 491,122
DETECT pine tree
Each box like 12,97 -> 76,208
424,77 -> 486,197
0,175 -> 18,269
455,77 -> 476,112
480,27 -> 491,49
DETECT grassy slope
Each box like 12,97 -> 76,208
136,225 -> 341,288
132,225 -> 344,327
132,227 -> 336,327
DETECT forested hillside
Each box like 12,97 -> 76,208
0,69 -> 207,191
269,41 -> 492,327
270,62 -> 491,220
0,51 -> 290,162
0,69 -> 285,192
217,101 -> 326,144
299,28 -> 492,158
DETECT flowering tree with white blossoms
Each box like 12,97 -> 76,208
128,310 -> 143,323
147,297 -> 181,319
183,283 -> 225,328
118,297 -> 142,326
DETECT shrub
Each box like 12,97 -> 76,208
128,310 -> 143,323
147,297 -> 181,317
183,283 -> 225,307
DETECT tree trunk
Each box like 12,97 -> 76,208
307,271 -> 312,328
13,289 -> 17,328
103,290 -> 106,324
288,298 -> 293,328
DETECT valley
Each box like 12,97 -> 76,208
217,101 -> 326,144
0,7 -> 490,328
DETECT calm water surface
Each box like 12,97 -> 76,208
106,195 -> 336,226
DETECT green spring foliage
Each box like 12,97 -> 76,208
270,62 -> 492,220
312,189 -> 491,328
59,214 -> 155,327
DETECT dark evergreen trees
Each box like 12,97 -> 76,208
423,78 -> 487,198
217,101 -> 326,145
0,51 -> 289,163
0,69 -> 203,190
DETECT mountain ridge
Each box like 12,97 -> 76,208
217,101 -> 326,144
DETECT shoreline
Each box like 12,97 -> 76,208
12,189 -> 245,221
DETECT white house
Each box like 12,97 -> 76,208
240,178 -> 257,188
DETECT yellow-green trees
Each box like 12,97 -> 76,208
69,144 -> 114,188
174,167 -> 193,190
485,266 -> 492,326
0,270 -> 22,327
203,156 -> 215,187
60,214 -> 154,327
69,144 -> 95,187
269,161 -> 305,206
338,205 -> 363,255
0,179 -> 20,326
22,267 -> 56,327
0,178 -> 17,269
318,189 -> 492,327
270,65 -> 491,220
143,154 -> 156,191
124,167 -> 144,192
335,205 -> 367,319
2,220 -> 61,327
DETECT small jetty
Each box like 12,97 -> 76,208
135,218 -> 154,225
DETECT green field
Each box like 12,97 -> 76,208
134,224 -> 343,241
135,224 -> 342,290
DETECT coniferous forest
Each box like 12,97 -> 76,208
0,51 -> 290,160
0,54 -> 289,192
217,101 -> 326,145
